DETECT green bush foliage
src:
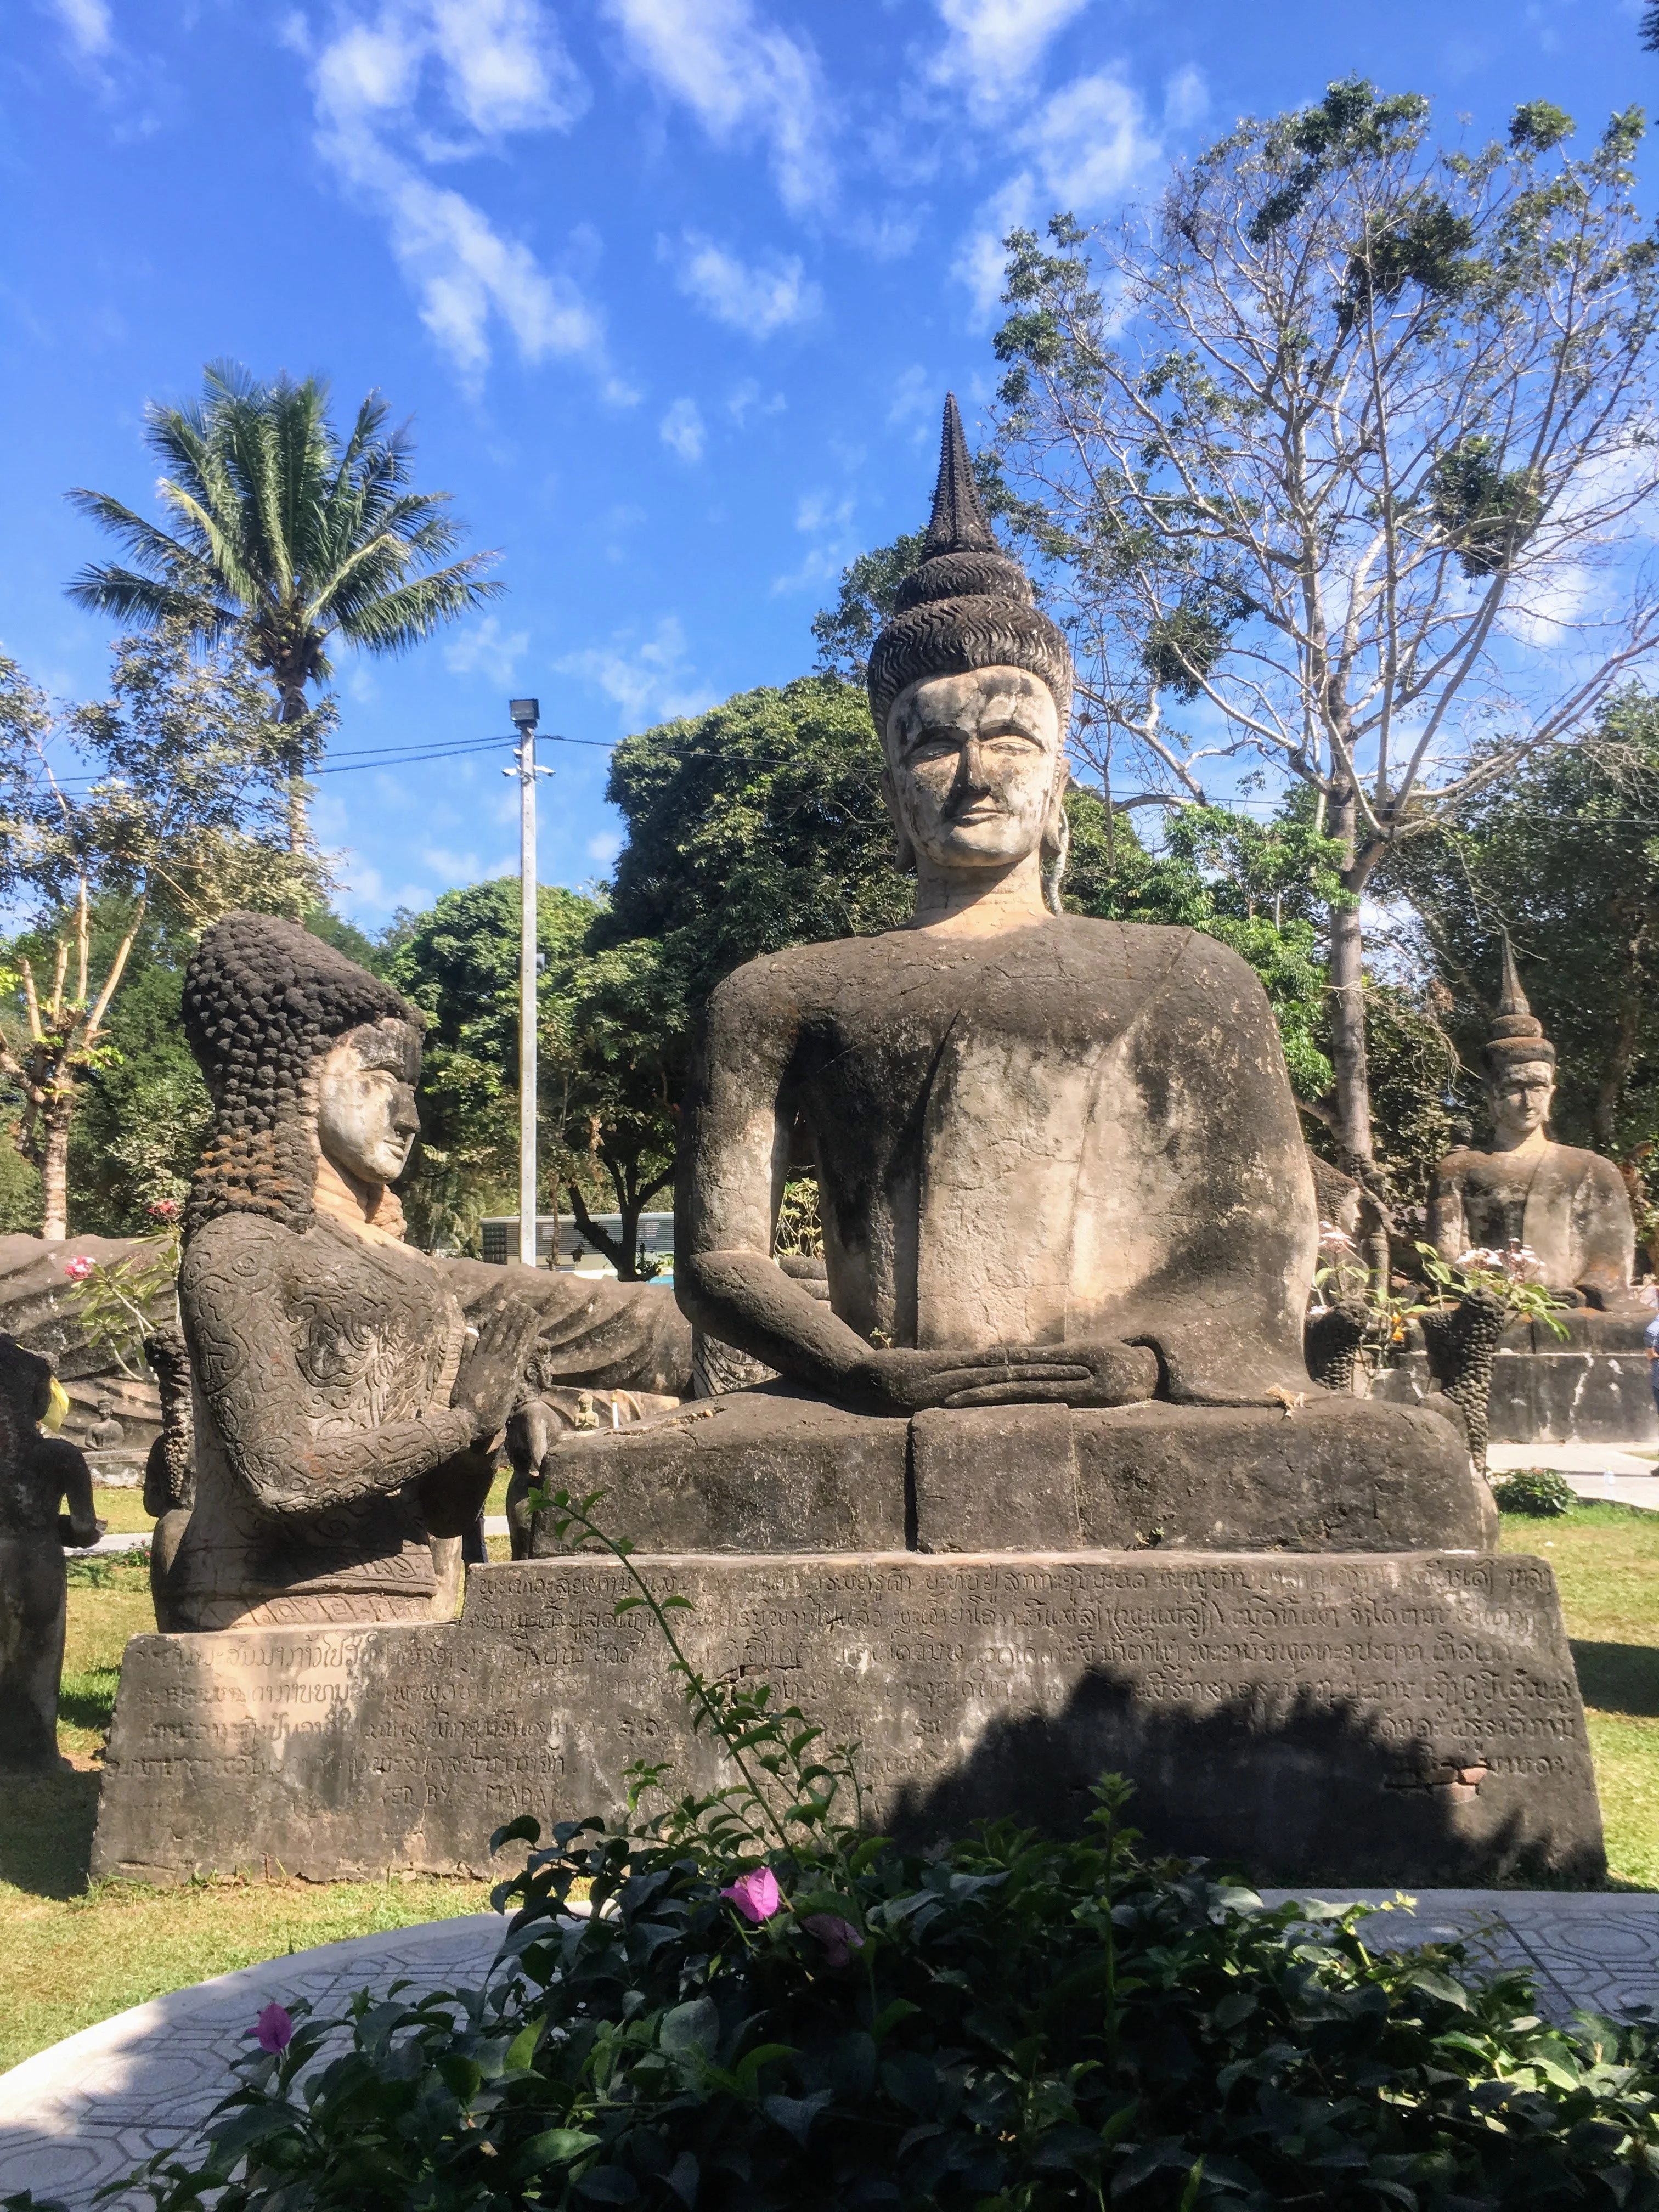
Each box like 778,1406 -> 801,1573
84,1789 -> 1659,2212
1491,1468 -> 1579,1518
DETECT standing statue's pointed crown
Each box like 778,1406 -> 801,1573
868,394 -> 1073,742
1485,932 -> 1555,1074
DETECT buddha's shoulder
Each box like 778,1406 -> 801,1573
1547,1141 -> 1628,1190
712,915 -> 1227,1003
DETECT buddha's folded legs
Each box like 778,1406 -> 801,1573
527,1388 -> 1494,1558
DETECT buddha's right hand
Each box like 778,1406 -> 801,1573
451,1291 -> 545,1442
850,1341 -> 1159,1414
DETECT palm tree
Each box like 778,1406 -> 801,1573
66,361 -> 504,847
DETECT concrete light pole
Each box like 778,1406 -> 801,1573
506,698 -> 550,1268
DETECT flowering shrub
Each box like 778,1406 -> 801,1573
61,1254 -> 94,1283
1491,1467 -> 1578,1517
77,1787 -> 1659,2212
1414,1241 -> 1568,1339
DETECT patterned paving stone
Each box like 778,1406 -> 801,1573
2,1895 -> 1656,2208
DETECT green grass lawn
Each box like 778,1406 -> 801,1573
0,1498 -> 1652,2072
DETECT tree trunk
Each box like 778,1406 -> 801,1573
567,1184 -> 629,1276
39,1084 -> 73,1241
1325,789 -> 1375,1162
279,681 -> 309,855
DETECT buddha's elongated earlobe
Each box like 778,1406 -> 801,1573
879,767 -> 917,872
1040,788 -> 1070,916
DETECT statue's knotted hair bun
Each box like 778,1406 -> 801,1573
867,394 -> 1074,743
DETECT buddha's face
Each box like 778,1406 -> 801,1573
884,668 -> 1062,873
1487,1058 -> 1555,1147
315,1020 -> 422,1188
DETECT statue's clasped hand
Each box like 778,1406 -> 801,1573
450,1287 -> 545,1446
853,1340 -> 1159,1414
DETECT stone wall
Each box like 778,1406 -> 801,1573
93,1549 -> 1604,1888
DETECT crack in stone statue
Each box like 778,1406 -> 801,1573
165,914 -> 691,1632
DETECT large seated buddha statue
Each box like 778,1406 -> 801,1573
1429,942 -> 1641,1316
531,399 -> 1489,1558
166,914 -> 690,1632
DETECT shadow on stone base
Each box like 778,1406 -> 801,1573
91,1550 -> 1602,1889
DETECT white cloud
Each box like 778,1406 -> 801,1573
772,490 -> 857,594
306,2 -> 607,388
952,72 -> 1160,322
659,397 -> 706,463
1030,71 -> 1159,206
586,830 -> 623,864
556,615 -> 713,726
1164,63 -> 1208,131
930,0 -> 1090,115
888,363 -> 933,431
336,854 -> 433,915
603,0 -> 831,213
953,174 -> 1037,324
673,234 -> 821,337
443,613 -> 531,684
48,0 -> 112,55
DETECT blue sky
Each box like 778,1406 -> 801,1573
2,0 -> 1652,925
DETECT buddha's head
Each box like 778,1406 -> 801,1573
315,1019 -> 422,1189
1481,936 -> 1556,1152
869,397 -> 1073,908
182,913 -> 425,1236
1486,1058 -> 1556,1149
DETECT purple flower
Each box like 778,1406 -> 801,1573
802,1914 -> 864,1969
720,1867 -> 782,1924
253,2003 -> 293,2053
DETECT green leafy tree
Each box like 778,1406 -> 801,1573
810,531 -> 926,681
385,879 -> 599,1254
990,82 -> 1659,1177
1383,692 -> 1659,1171
66,360 -> 502,847
0,628 -> 326,1238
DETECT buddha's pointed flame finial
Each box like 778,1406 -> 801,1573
923,393 -> 998,558
1497,930 -> 1531,1020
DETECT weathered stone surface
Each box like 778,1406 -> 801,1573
1374,1349 -> 1659,1446
93,1550 -> 1603,1888
530,1394 -> 1492,1557
2,1333 -> 100,1769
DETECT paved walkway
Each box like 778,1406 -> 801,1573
2,1892 -> 1656,2208
1485,1440 -> 1659,1510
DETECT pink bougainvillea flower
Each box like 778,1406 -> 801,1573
802,1914 -> 865,1968
720,1867 -> 782,1923
62,1256 -> 94,1282
253,2003 -> 294,2053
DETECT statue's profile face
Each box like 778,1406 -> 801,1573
884,668 -> 1062,873
1487,1058 -> 1555,1146
315,1020 -> 422,1188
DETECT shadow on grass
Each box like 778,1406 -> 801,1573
58,1666 -> 122,1737
0,1767 -> 99,1898
1572,1640 -> 1659,1720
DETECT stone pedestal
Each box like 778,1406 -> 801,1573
1372,1310 -> 1659,1447
92,1550 -> 1604,1889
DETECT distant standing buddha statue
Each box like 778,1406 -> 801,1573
1428,941 -> 1640,1312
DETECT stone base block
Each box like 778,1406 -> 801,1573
93,1551 -> 1603,1889
1374,1351 -> 1659,1446
529,1392 -> 1492,1555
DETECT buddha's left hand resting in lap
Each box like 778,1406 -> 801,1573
676,397 -> 1318,1415
167,914 -> 690,1631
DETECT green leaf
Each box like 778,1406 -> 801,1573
513,2127 -> 601,2175
660,1997 -> 720,2060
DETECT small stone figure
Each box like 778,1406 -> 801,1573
87,1396 -> 126,1450
1429,940 -> 1640,1309
0,1333 -> 101,1769
142,1329 -> 195,1630
166,914 -> 692,1630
